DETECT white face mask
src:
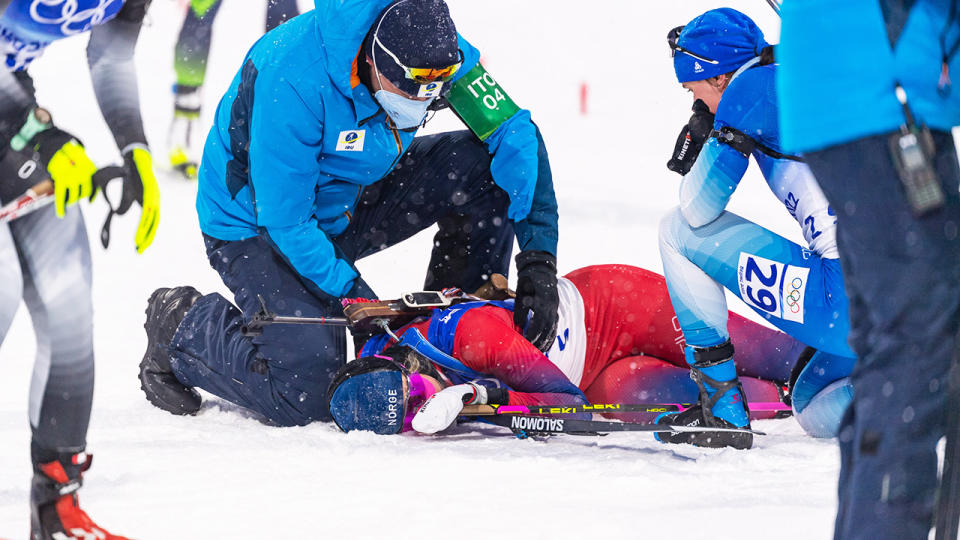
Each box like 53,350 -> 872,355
374,90 -> 435,129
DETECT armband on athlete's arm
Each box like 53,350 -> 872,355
713,126 -> 803,162
446,63 -> 521,140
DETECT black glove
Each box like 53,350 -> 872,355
513,250 -> 559,352
667,99 -> 715,176
92,147 -> 159,253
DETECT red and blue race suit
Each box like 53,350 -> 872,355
362,265 -> 806,422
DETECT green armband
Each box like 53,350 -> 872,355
446,64 -> 521,141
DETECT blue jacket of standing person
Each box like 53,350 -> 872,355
778,0 -> 960,152
196,0 -> 556,297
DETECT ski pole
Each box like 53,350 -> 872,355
479,413 -> 765,437
463,401 -> 792,416
0,166 -> 127,229
765,0 -> 781,16
241,294 -> 350,336
0,180 -> 53,224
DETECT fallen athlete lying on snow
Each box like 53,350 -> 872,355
327,264 -> 847,445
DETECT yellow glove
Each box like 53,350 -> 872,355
48,141 -> 97,217
120,147 -> 160,254
24,114 -> 97,218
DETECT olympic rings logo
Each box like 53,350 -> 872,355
30,0 -> 120,36
785,277 -> 804,313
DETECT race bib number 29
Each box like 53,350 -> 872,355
737,253 -> 809,323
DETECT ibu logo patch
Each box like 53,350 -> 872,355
417,81 -> 443,98
694,61 -> 704,73
336,130 -> 365,152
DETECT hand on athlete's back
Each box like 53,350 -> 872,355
513,250 -> 559,352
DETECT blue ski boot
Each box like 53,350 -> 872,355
655,340 -> 753,449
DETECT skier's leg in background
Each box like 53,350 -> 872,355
174,0 -> 222,90
169,0 -> 223,178
7,204 -> 124,536
265,0 -> 299,32
337,130 -> 514,293
11,204 -> 94,455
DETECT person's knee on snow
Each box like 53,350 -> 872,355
789,348 -> 856,438
165,292 -> 326,427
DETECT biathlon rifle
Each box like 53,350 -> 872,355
241,274 -> 515,336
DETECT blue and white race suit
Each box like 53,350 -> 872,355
658,60 -> 855,360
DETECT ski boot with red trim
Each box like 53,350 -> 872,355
30,451 -> 130,540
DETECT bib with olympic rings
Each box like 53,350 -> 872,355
0,0 -> 125,70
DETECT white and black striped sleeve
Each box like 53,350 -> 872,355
86,0 -> 152,152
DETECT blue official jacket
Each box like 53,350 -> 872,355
196,0 -> 558,297
778,0 -> 960,152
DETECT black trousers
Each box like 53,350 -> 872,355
806,130 -> 960,540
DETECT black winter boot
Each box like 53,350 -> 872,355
140,286 -> 203,415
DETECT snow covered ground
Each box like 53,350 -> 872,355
0,1 -> 844,538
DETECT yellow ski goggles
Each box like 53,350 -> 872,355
374,34 -> 463,84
